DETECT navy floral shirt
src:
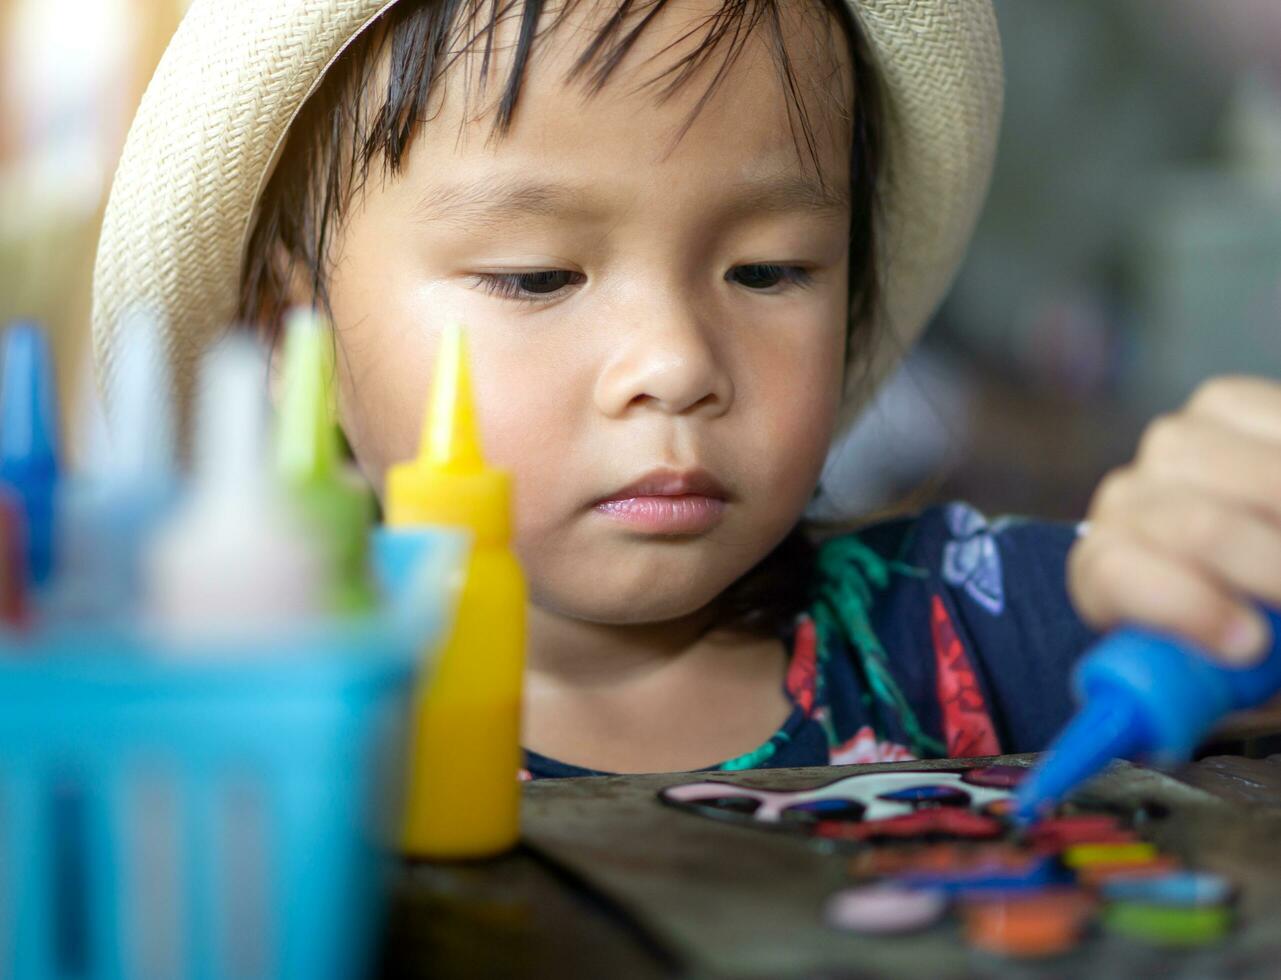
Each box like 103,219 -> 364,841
522,503 -> 1098,780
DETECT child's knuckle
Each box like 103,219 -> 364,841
1136,413 -> 1185,463
1092,466 -> 1136,515
1188,375 -> 1247,415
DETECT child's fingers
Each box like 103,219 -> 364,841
1185,376 -> 1281,448
1071,375 -> 1281,666
1089,480 -> 1281,611
1068,526 -> 1271,665
1132,413 -> 1281,527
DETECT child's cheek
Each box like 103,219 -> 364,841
468,355 -> 583,520
329,279 -> 475,494
331,343 -> 428,495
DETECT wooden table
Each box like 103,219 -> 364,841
379,755 -> 1281,979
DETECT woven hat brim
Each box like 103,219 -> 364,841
92,0 -> 1002,435
845,0 -> 1002,429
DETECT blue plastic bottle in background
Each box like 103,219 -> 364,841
1015,610 -> 1281,821
0,323 -> 60,586
52,311 -> 179,623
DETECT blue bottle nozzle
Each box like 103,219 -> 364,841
0,322 -> 60,585
1015,610 -> 1281,823
1014,693 -> 1145,823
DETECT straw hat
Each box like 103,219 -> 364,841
92,0 -> 1003,433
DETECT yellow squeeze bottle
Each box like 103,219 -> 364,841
386,325 -> 525,859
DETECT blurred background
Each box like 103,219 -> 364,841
0,0 -> 188,448
820,0 -> 1281,521
2,0 -> 1280,521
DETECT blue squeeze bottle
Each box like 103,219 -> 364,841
0,323 -> 59,586
53,311 -> 178,622
1015,610 -> 1281,821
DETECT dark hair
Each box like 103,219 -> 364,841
240,0 -> 887,638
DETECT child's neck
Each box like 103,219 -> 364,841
527,603 -> 719,688
523,604 -> 792,774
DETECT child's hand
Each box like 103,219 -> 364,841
1068,376 -> 1281,665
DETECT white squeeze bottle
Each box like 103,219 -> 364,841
143,336 -> 326,644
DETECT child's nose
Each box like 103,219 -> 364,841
592,305 -> 733,420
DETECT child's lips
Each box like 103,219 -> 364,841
593,468 -> 730,534
593,494 -> 727,534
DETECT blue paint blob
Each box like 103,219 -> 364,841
877,785 -> 970,807
1102,872 -> 1233,908
897,855 -> 1064,895
781,799 -> 865,823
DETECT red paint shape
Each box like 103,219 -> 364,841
930,595 -> 1000,758
785,617 -> 819,716
816,807 -> 1004,842
1027,814 -> 1123,835
982,799 -> 1016,819
1025,815 -> 1138,852
963,765 -> 1027,789
0,489 -> 27,629
829,725 -> 916,765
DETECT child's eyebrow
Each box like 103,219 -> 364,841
413,172 -> 849,231
415,176 -> 583,229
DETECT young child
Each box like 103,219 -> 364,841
93,0 -> 1281,778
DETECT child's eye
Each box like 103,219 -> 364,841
728,264 -> 813,291
470,270 -> 585,302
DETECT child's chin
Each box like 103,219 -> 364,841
537,581 -> 728,627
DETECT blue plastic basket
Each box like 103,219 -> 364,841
0,612 -> 431,980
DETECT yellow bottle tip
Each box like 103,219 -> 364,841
421,324 -> 484,473
386,324 -> 511,543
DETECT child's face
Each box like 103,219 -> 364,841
322,1 -> 854,625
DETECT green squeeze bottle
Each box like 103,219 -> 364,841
276,309 -> 376,614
